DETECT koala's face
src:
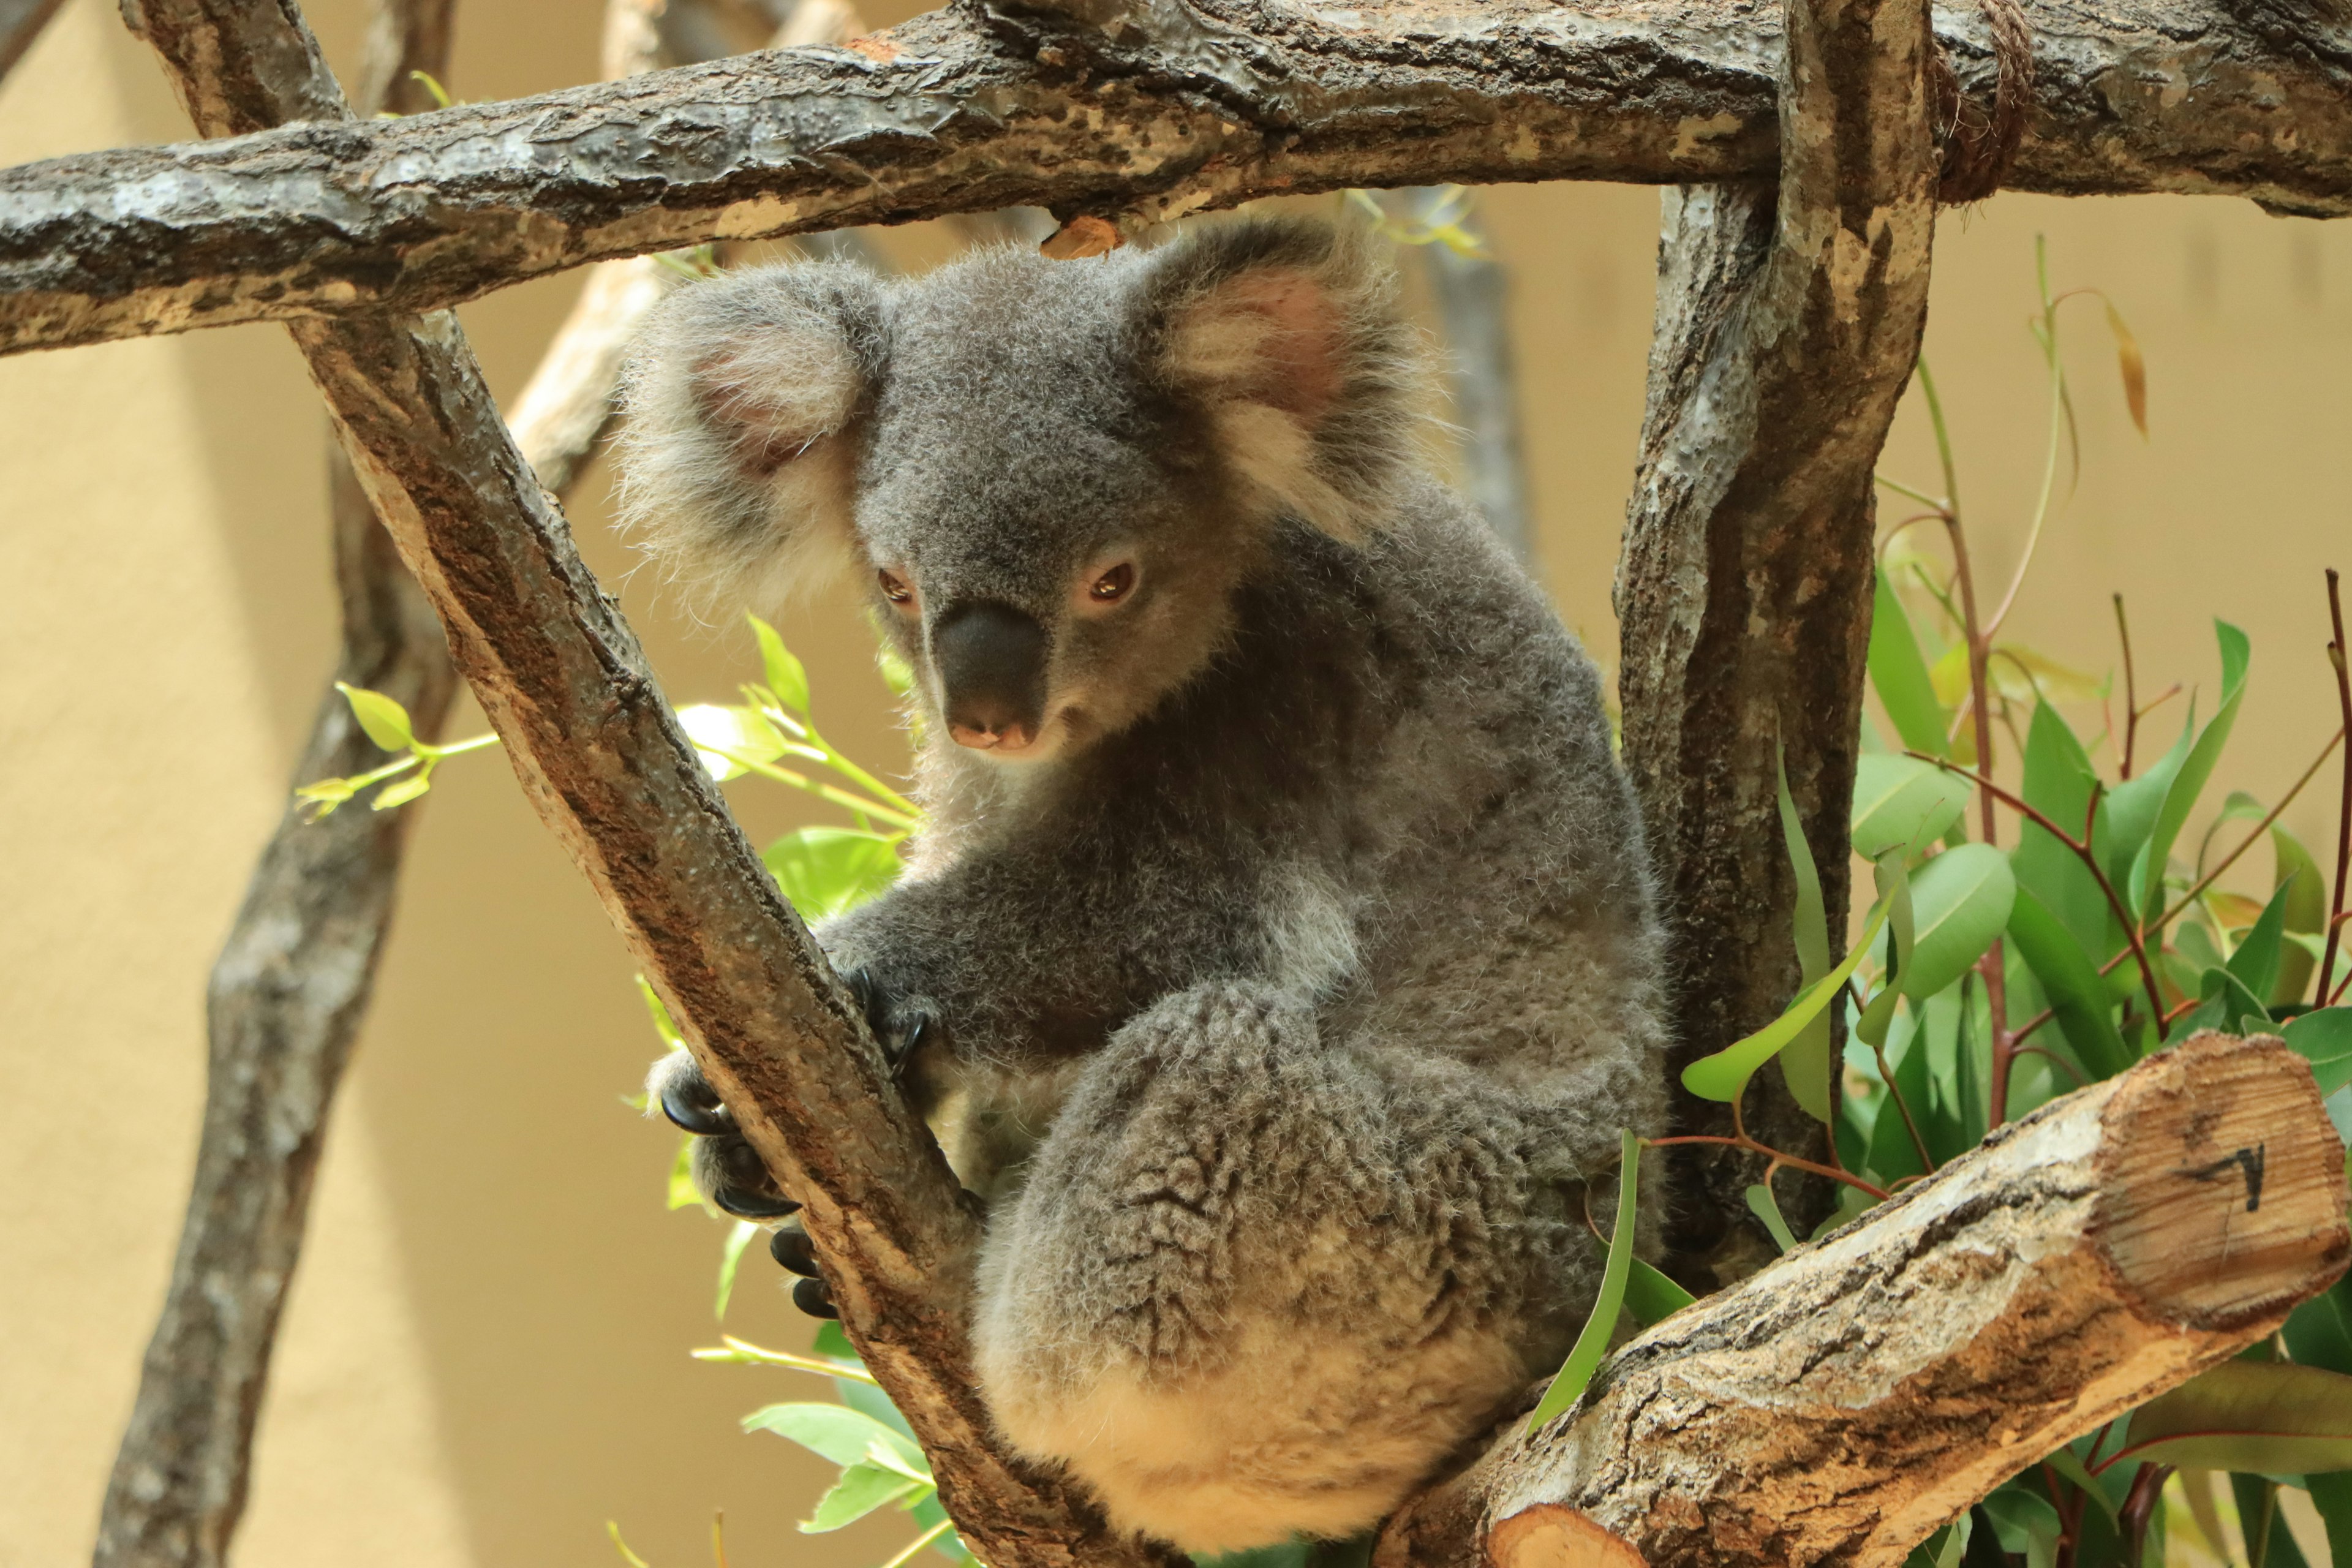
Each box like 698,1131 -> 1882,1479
619,220 -> 1416,766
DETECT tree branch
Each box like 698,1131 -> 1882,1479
1376,1033 -> 2352,1568
4,0 -> 2350,356
108,3 -> 1158,1566
1613,0 -> 1937,1287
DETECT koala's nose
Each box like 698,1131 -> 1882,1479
932,600 -> 1048,753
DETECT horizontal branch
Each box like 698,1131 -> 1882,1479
1376,1033 -> 2352,1568
4,0 -> 2350,355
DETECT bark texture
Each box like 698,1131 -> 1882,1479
1614,0 -> 1938,1289
4,0 -> 2349,355
1376,1033 -> 2352,1568
113,4 -> 1160,1567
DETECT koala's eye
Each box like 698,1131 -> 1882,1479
1088,564 -> 1136,604
878,569 -> 914,606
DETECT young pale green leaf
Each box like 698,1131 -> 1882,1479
1623,1258 -> 1695,1327
715,1219 -> 758,1321
1852,755 -> 1972,862
2130,622 -> 2252,919
636,977 -> 685,1050
370,772 -> 432,811
748,614 -> 812,714
337,682 -> 417,752
677,703 -> 788,783
763,827 -> 903,921
1869,568 -> 1948,757
1683,904 -> 1889,1104
2228,878 -> 2296,1005
2111,1360 -> 2352,1473
2284,1008 -> 2352,1097
742,1403 -> 929,1474
1528,1129 -> 1639,1430
1890,844 -> 2015,1001
1743,1183 -> 1798,1254
876,644 -> 916,699
801,1461 -> 925,1533
2015,704 -> 2112,959
2274,826 -> 2329,1008
665,1133 -> 701,1211
2007,887 -> 2135,1080
1776,748 -> 1834,1123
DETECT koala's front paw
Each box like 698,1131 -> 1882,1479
843,965 -> 938,1083
646,1051 -> 799,1221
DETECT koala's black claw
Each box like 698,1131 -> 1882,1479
792,1275 -> 840,1319
769,1221 -> 820,1277
845,967 -> 889,1033
714,1183 -> 802,1219
658,1078 -> 733,1136
891,1014 -> 930,1074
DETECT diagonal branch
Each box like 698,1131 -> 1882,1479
110,2 -> 1160,1566
4,0 -> 2350,356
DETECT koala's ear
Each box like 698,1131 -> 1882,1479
1140,219 -> 1424,542
616,263 -> 884,606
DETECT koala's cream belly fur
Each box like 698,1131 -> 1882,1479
977,1320 -> 1527,1553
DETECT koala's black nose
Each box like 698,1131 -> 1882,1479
932,600 -> 1048,753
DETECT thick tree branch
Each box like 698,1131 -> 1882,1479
1615,0 -> 1937,1286
108,3 -> 1156,1566
1376,1034 -> 2352,1568
3,0 -> 2348,356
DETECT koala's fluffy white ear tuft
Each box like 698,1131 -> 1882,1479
1144,219 -> 1427,542
615,263 -> 883,608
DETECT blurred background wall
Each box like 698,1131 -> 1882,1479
1,0 -> 2346,1564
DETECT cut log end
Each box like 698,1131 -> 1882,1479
1488,1506 -> 1646,1568
2093,1031 -> 2351,1332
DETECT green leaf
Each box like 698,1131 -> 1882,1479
1683,903 -> 1890,1103
2284,1276 -> 2352,1376
2040,1443 -> 2121,1526
2228,878 -> 2296,1006
2015,704 -> 2113,960
801,1461 -> 924,1532
1528,1129 -> 1640,1429
337,682 -> 416,752
2284,1008 -> 2352,1097
2273,826 -> 2329,1008
2104,707 -> 2199,891
1852,755 -> 1973,862
370,771 -> 432,810
762,827 -> 902,921
876,644 -> 916,699
2309,1473 -> 2352,1568
1869,568 -> 1949,756
1744,1183 -> 1798,1254
715,1219 -> 758,1320
1890,844 -> 2015,1001
2007,887 -> 2135,1080
2130,622 -> 2252,920
2113,1360 -> 2352,1473
1777,749 -> 1834,1123
1866,1008 -> 1936,1183
677,703 -> 786,782
637,978 -> 685,1050
1623,1258 -> 1696,1327
908,1493 -> 971,1562
1858,853 -> 1918,1051
666,1134 -> 701,1211
2176,966 -> 2274,1041
742,1403 -> 929,1473
1980,1482 -> 2064,1557
748,614 -> 812,713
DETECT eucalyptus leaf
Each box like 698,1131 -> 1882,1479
1777,750 -> 1834,1123
2014,705 -> 2111,959
2283,1276 -> 2352,1377
2104,706 -> 2198,891
2129,621 -> 2251,920
370,772 -> 432,810
1890,845 -> 2015,1001
1852,755 -> 1972,861
2283,1008 -> 2352,1097
2228,878 -> 2296,1005
1682,903 -> 1888,1103
763,827 -> 902,920
715,1219 -> 757,1321
1744,1183 -> 1798,1254
2114,1360 -> 2352,1473
2273,826 -> 2328,1008
1624,1258 -> 1696,1327
749,614 -> 812,714
801,1461 -> 924,1532
2176,966 -> 2274,1041
1869,568 -> 1948,757
742,1402 -> 929,1474
2007,888 -> 2133,1080
336,682 -> 415,752
1528,1129 -> 1640,1429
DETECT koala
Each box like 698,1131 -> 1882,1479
619,218 -> 1670,1555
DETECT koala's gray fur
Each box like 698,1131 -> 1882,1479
620,219 -> 1670,1554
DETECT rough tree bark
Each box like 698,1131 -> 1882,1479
1376,1034 -> 2352,1568
2,0 -> 2348,355
115,4 -> 1162,1567
1614,0 -> 1938,1285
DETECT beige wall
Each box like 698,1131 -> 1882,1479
3,1 -> 2350,1562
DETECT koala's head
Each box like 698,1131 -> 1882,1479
617,219 -> 1422,764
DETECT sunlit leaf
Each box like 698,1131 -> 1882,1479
1987,645 -> 2105,707
678,703 -> 787,782
1928,639 -> 1972,710
2284,1008 -> 2352,1097
715,1219 -> 758,1321
1888,844 -> 2015,1001
2105,298 -> 2148,436
2273,826 -> 2328,1008
1852,755 -> 1972,861
1870,568 -> 1949,757
2008,887 -> 2134,1079
801,1461 -> 924,1532
2129,622 -> 2251,920
337,682 -> 415,752
876,645 -> 916,699
742,1403 -> 929,1474
2113,1360 -> 2352,1472
1528,1129 -> 1640,1429
748,614 -> 812,714
2014,705 -> 2111,959
666,1133 -> 701,1211
1683,904 -> 1890,1103
1624,1258 -> 1696,1327
763,827 -> 902,920
637,976 -> 685,1050
606,1521 -> 654,1568
370,771 -> 432,810
1777,750 -> 1834,1123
